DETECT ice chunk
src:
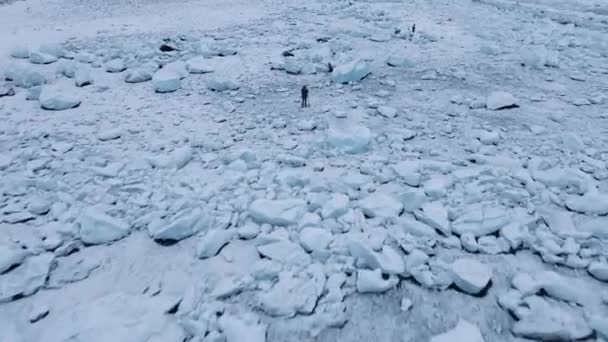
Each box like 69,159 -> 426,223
29,305 -> 50,323
28,197 -> 51,215
47,256 -> 100,288
0,253 -> 54,303
125,68 -> 153,83
258,269 -> 325,316
257,240 -> 311,266
320,193 -> 349,219
97,128 -> 122,141
577,217 -> 608,240
74,66 -> 93,87
10,46 -> 29,59
332,59 -> 370,84
0,245 -> 28,274
299,227 -> 333,253
207,76 -> 239,91
386,55 -> 414,68
11,68 -> 45,88
588,260 -> 608,282
186,56 -> 214,74
79,207 -> 130,245
423,175 -> 451,199
152,208 -> 205,242
327,120 -> 371,154
249,199 -> 307,226
565,191 -> 608,215
360,192 -> 403,218
486,91 -> 519,110
415,201 -> 450,236
218,313 -> 267,342
105,58 -> 126,73
0,83 -> 15,97
512,296 -> 592,340
452,205 -> 510,237
430,320 -> 485,342
377,106 -> 398,118
29,51 -> 58,64
450,258 -> 492,295
152,68 -> 181,93
39,85 -> 81,110
356,269 -> 398,293
391,160 -> 421,186
196,229 -> 236,258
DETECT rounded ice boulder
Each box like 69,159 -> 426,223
39,85 -> 81,111
331,60 -> 370,84
327,120 -> 371,154
152,68 -> 181,93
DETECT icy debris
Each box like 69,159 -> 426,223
79,207 -> 131,245
0,154 -> 12,170
327,120 -> 371,154
512,296 -> 592,341
500,223 -> 526,250
377,106 -> 398,118
332,59 -> 370,83
565,191 -> 608,215
486,91 -> 519,110
152,208 -> 205,242
360,192 -> 403,218
218,312 -> 267,342
321,193 -> 350,219
74,66 -> 93,87
10,46 -> 29,59
391,160 -> 421,186
152,68 -> 181,93
452,204 -> 510,237
39,85 -> 81,110
29,50 -> 58,64
258,268 -> 325,316
349,239 -> 404,274
0,83 -> 15,97
356,269 -> 398,293
257,240 -> 311,266
38,43 -> 66,58
299,227 -> 333,253
0,245 -> 28,273
197,229 -> 236,258
97,128 -> 122,141
450,259 -> 492,295
105,58 -> 126,73
207,76 -> 239,91
0,253 -> 54,303
588,259 -> 608,282
416,201 -> 450,236
57,60 -> 77,78
29,305 -> 50,323
125,68 -> 153,83
186,56 -> 214,74
430,320 -> 485,342
249,199 -> 307,226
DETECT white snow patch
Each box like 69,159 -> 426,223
430,320 -> 485,342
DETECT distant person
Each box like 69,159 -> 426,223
301,85 -> 309,108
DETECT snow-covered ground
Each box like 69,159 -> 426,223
1,0 -> 608,341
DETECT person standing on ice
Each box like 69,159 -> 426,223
301,85 -> 309,108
